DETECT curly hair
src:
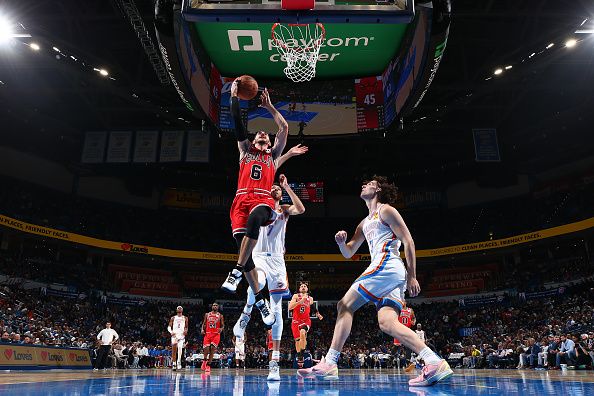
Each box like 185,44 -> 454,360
371,175 -> 398,205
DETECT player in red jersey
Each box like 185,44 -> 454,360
267,329 -> 274,361
393,306 -> 418,372
201,302 -> 224,372
289,282 -> 323,368
221,79 -> 304,328
393,306 -> 416,346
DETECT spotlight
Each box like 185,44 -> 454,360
505,65 -> 512,70
30,42 -> 40,51
565,39 -> 577,48
99,69 -> 109,76
0,16 -> 13,43
546,43 -> 554,49
493,68 -> 503,75
52,46 -> 60,52
528,52 -> 536,58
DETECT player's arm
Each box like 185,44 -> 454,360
201,313 -> 207,335
379,205 -> 420,297
167,317 -> 174,334
276,144 -> 308,168
184,316 -> 188,336
219,315 -> 225,333
411,311 -> 416,326
261,89 -> 289,159
279,174 -> 305,215
232,336 -> 237,346
288,294 -> 303,311
310,297 -> 324,320
230,79 -> 251,156
334,220 -> 366,259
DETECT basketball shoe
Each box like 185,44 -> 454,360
221,269 -> 243,293
408,360 -> 453,387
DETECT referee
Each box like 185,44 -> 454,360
95,321 -> 119,370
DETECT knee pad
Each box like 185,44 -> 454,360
244,256 -> 256,272
246,206 -> 272,239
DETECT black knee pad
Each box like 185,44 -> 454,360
244,256 -> 256,272
234,233 -> 245,251
245,206 -> 272,240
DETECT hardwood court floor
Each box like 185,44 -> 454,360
1,368 -> 593,395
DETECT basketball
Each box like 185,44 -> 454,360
236,75 -> 259,100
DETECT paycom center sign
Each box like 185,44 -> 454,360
193,22 -> 408,79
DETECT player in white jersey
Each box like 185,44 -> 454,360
299,176 -> 453,387
233,334 -> 246,368
168,306 -> 188,371
233,173 -> 305,381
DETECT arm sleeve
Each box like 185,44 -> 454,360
97,330 -> 102,340
231,97 -> 248,142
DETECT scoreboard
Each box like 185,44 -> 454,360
282,182 -> 324,203
355,76 -> 385,133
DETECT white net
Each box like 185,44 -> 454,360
271,23 -> 325,83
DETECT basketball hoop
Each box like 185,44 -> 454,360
271,23 -> 325,83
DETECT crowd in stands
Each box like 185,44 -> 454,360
1,176 -> 593,254
2,250 -> 593,370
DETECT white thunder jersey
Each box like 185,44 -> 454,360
172,315 -> 185,335
362,204 -> 402,262
253,209 -> 287,254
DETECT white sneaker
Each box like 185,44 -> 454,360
221,269 -> 242,293
172,363 -> 177,371
233,311 -> 251,338
267,360 -> 280,381
255,298 -> 276,326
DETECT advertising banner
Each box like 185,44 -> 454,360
459,295 -> 506,308
193,22 -> 408,79
0,344 -> 92,370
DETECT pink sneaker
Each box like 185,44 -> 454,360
311,357 -> 339,380
297,357 -> 335,378
408,360 -> 453,387
201,361 -> 207,371
205,365 -> 211,373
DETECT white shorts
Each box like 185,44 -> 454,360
252,253 -> 288,296
235,344 -> 245,360
350,256 -> 407,311
171,334 -> 185,346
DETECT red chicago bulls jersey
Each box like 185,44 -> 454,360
399,307 -> 414,328
205,312 -> 221,334
237,145 -> 276,192
267,331 -> 273,350
292,294 -> 311,323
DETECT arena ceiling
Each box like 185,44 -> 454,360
0,0 -> 593,184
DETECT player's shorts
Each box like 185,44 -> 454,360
203,332 -> 220,347
230,189 -> 276,235
171,333 -> 185,346
252,253 -> 288,295
235,345 -> 245,360
291,320 -> 311,340
393,338 -> 401,346
350,255 -> 407,311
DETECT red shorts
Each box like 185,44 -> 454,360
203,332 -> 220,347
230,190 -> 276,235
291,320 -> 311,340
393,338 -> 401,346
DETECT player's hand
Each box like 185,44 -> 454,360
230,78 -> 239,97
201,329 -> 205,335
317,313 -> 324,321
287,144 -> 308,157
259,88 -> 272,109
335,231 -> 348,245
407,277 -> 421,297
279,174 -> 289,188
